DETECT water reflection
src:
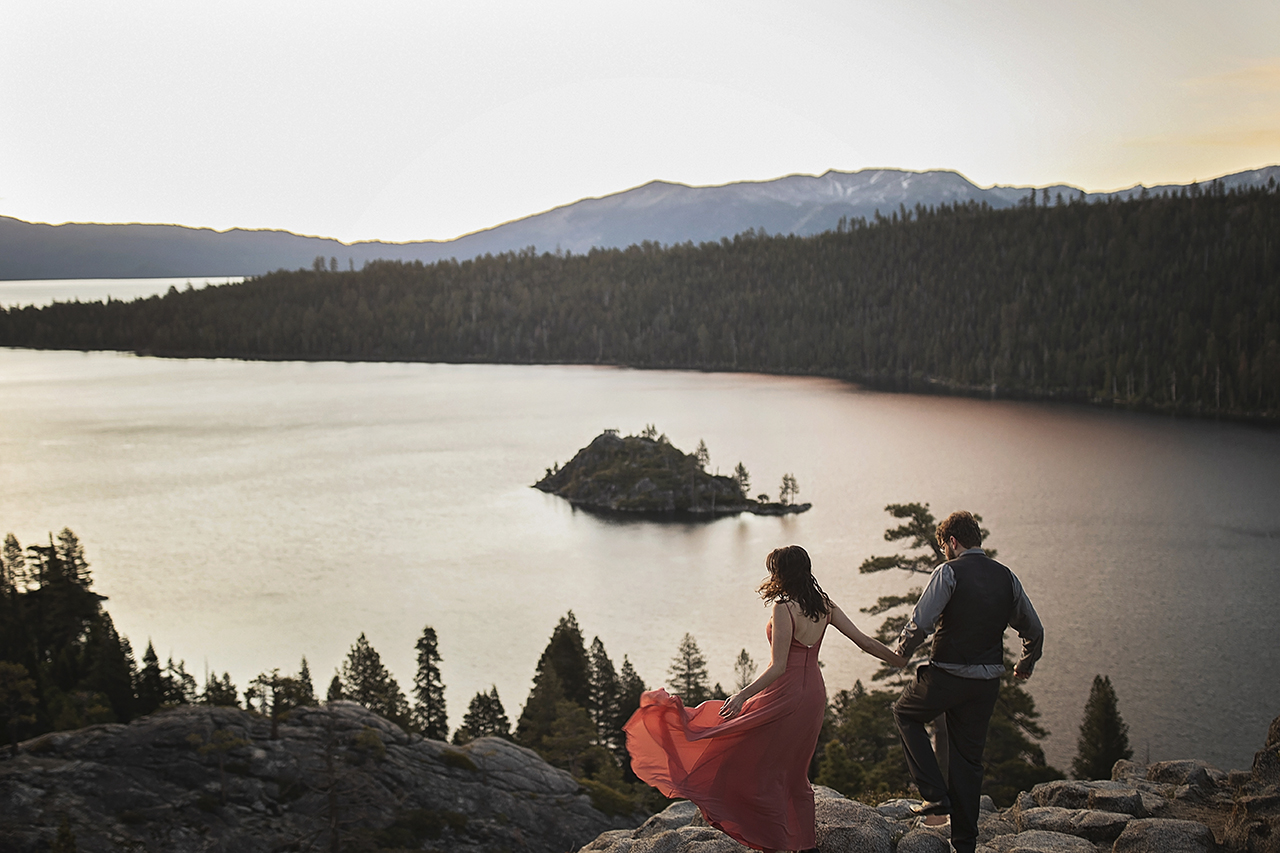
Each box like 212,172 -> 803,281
0,348 -> 1276,770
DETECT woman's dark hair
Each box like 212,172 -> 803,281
757,545 -> 831,620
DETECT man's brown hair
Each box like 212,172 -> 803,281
936,511 -> 982,550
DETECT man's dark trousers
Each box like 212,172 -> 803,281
894,664 -> 1000,853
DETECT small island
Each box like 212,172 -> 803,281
534,428 -> 812,518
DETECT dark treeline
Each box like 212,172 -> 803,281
3,181 -> 1278,420
0,530 -> 187,749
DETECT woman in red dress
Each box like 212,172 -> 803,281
625,545 -> 906,852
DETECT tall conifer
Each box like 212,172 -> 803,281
1072,675 -> 1132,780
586,636 -> 620,748
411,625 -> 448,740
340,633 -> 410,728
668,634 -> 710,706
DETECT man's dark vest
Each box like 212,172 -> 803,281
931,551 -> 1016,667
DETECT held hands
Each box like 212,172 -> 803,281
719,692 -> 746,719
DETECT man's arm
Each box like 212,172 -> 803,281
896,564 -> 955,658
1008,572 -> 1043,678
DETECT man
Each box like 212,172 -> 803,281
893,510 -> 1043,853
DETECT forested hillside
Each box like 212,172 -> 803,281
3,181 -> 1277,420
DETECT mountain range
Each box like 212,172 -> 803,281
2,165 -> 1277,280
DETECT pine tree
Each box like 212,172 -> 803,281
0,533 -> 23,593
79,612 -> 137,722
340,633 -> 410,728
542,700 -> 595,776
814,740 -> 865,796
586,636 -> 620,748
136,642 -> 163,715
201,672 -> 239,707
668,633 -> 710,705
733,648 -> 756,691
1072,675 -> 1132,780
517,612 -> 590,747
326,674 -> 343,702
297,656 -> 315,706
539,612 -> 590,707
615,655 -> 644,729
163,657 -> 197,705
54,528 -> 91,588
454,686 -> 511,743
0,661 -> 37,756
516,663 -> 565,748
411,625 -> 448,740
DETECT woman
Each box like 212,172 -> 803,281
625,545 -> 906,853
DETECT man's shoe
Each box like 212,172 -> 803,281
910,800 -> 950,817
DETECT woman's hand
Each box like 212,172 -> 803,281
885,648 -> 909,668
719,692 -> 746,719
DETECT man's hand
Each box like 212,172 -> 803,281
1014,670 -> 1031,681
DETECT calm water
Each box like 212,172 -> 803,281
1,348 -> 1277,772
0,277 -> 244,308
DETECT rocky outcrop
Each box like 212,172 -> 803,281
535,431 -> 810,517
0,701 -> 643,853
579,712 -> 1280,853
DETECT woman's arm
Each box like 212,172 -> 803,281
720,602 -> 791,719
829,603 -> 908,668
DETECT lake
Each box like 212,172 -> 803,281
0,276 -> 243,308
1,347 -> 1277,772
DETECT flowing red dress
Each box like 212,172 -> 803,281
624,609 -> 827,852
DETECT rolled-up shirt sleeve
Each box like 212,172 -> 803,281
897,564 -> 955,658
1009,573 -> 1044,676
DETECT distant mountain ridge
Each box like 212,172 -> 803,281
3,165 -> 1278,280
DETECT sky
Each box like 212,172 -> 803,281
2,0 -> 1278,244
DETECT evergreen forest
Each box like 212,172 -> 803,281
2,181 -> 1278,421
2,507 -> 1142,812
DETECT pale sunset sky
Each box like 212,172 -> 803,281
2,0 -> 1278,243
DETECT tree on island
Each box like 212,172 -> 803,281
668,633 -> 710,706
733,463 -> 750,497
411,625 -> 448,740
778,473 -> 800,506
1072,674 -> 1132,780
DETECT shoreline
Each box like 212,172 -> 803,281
5,344 -> 1276,428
